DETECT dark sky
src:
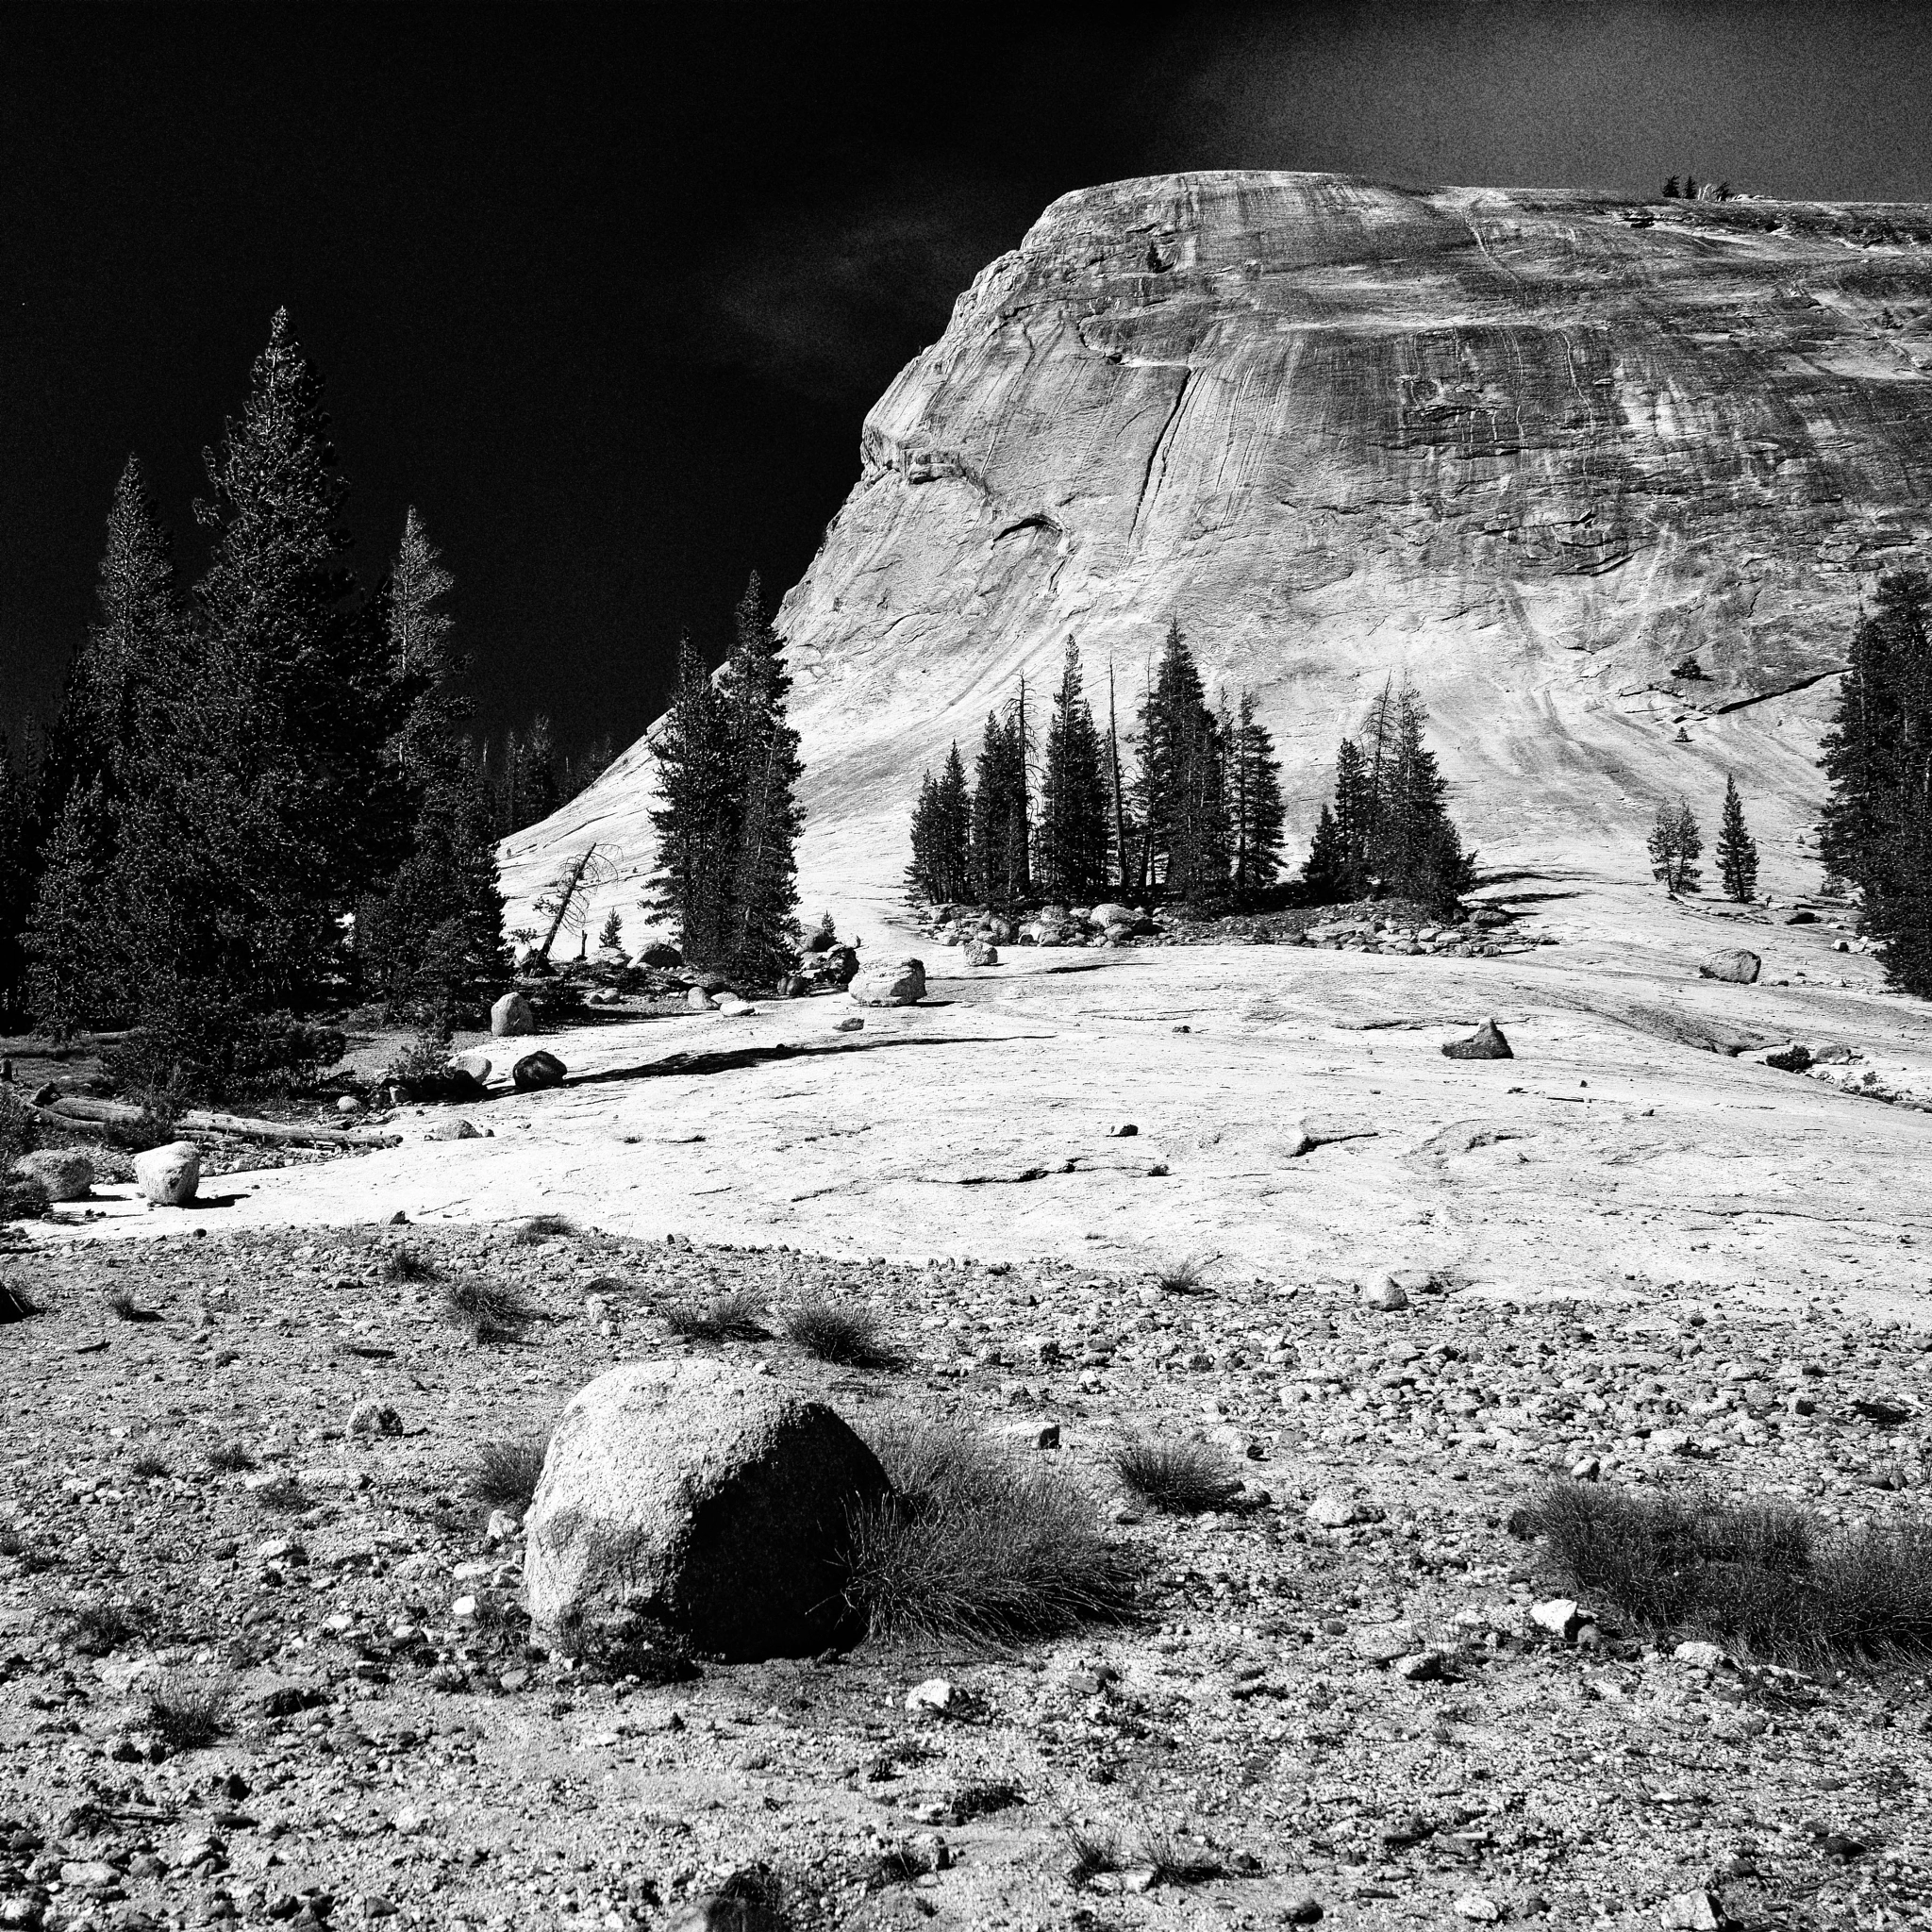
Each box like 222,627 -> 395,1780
8,1 -> 1932,759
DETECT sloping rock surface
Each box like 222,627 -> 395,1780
504,171 -> 1932,924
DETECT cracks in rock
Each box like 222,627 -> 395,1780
1128,368 -> 1195,547
1699,667 -> 1846,715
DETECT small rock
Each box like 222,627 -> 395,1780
1305,1492 -> 1365,1529
485,1508 -> 521,1543
134,1141 -> 200,1207
1531,1598 -> 1586,1641
1659,1890 -> 1726,1930
1674,1640 -> 1728,1672
1454,1893 -> 1504,1924
963,941 -> 999,968
833,1016 -> 864,1033
512,1051 -> 567,1091
424,1118 -> 481,1141
1441,1019 -> 1513,1060
904,1677 -> 958,1715
1107,1122 -> 1139,1137
1392,1648 -> 1448,1682
1363,1275 -> 1408,1312
347,1401 -> 402,1438
1285,1901 -> 1324,1925
490,992 -> 536,1037
686,987 -> 716,1011
1699,949 -> 1761,985
335,1093 -> 364,1115
1003,1421 -> 1061,1449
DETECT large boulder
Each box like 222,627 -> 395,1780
491,991 -> 537,1038
12,1148 -> 93,1203
512,1050 -> 567,1091
525,1359 -> 891,1661
1700,948 -> 1762,985
848,958 -> 926,1007
1088,902 -> 1137,930
133,1141 -> 200,1207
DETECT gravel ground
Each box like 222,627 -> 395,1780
1,1224 -> 1928,1932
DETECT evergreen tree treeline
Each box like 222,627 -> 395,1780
905,622 -> 1291,910
1821,567 -> 1932,996
8,310 -> 509,1080
648,574 -> 803,985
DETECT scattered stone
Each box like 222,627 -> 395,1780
133,1141 -> 201,1208
1699,949 -> 1761,985
1454,1893 -> 1504,1924
849,957 -> 927,1007
964,941 -> 999,967
490,992 -> 537,1038
1674,1640 -> 1728,1671
1108,1121 -> 1139,1137
1003,1421 -> 1061,1448
1441,1018 -> 1513,1060
904,1677 -> 958,1715
512,1051 -> 567,1092
834,1016 -> 864,1033
347,1401 -> 403,1438
1306,1492 -> 1367,1530
335,1093 -> 365,1115
12,1148 -> 93,1202
424,1119 -> 481,1141
1363,1274 -> 1408,1312
1531,1598 -> 1587,1641
525,1357 -> 891,1660
1285,1901 -> 1324,1925
687,987 -> 716,1011
1659,1890 -> 1726,1930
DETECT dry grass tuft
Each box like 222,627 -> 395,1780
143,1677 -> 230,1751
513,1213 -> 578,1244
1111,1438 -> 1240,1514
471,1436 -> 549,1514
129,1453 -> 171,1481
842,1421 -> 1135,1646
381,1248 -> 440,1284
442,1277 -> 536,1342
1530,1477 -> 1932,1664
780,1299 -> 897,1368
205,1441 -> 256,1474
1152,1254 -> 1214,1296
665,1289 -> 768,1343
58,1600 -> 149,1657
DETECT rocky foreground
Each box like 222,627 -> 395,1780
2,1221 -> 1928,1932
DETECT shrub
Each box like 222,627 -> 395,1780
1153,1254 -> 1213,1296
205,1441 -> 257,1474
842,1421 -> 1134,1645
129,1454 -> 171,1480
381,1247 -> 440,1284
58,1600 -> 148,1656
144,1677 -> 230,1751
0,1089 -> 45,1225
471,1436 -> 549,1514
0,1173 -> 50,1227
1112,1438 -> 1240,1514
108,999 -> 345,1105
664,1289 -> 767,1342
107,1289 -> 158,1324
781,1299 -> 896,1368
513,1212 -> 578,1244
1529,1478 -> 1932,1664
442,1278 -> 535,1343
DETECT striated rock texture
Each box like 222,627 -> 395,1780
503,171 -> 1932,925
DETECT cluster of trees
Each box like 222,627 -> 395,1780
1646,777 -> 1759,900
478,717 -> 617,840
1821,568 -> 1932,997
1301,682 -> 1474,908
908,624 -> 1287,909
0,311 -> 508,1088
647,574 -> 804,986
1662,176 -> 1733,200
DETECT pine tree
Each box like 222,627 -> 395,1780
1105,660 -> 1136,896
1820,568 -> 1932,995
908,771 -> 944,902
598,909 -> 625,953
1036,640 -> 1109,902
1301,802 -> 1350,903
648,634 -> 737,968
1717,774 -> 1759,902
0,734 -> 33,1020
970,708 -> 1030,908
720,572 -> 803,985
1648,797 -> 1705,894
1374,683 -> 1471,908
24,778 -> 120,1039
1228,690 -> 1286,900
930,742 -> 973,903
1663,175 -> 1680,198
1331,738 -> 1376,899
1136,619 -> 1229,902
356,509 -> 507,1024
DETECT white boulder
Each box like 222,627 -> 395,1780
133,1141 -> 200,1208
848,958 -> 926,1007
490,991 -> 537,1037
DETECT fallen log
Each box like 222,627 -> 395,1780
35,1094 -> 398,1150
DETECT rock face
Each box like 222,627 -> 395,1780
524,1359 -> 891,1661
505,172 -> 1932,920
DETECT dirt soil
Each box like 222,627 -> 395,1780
3,1219 -> 1930,1932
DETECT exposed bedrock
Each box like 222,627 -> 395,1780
504,171 -> 1932,924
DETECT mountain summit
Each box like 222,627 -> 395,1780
503,169 -> 1932,927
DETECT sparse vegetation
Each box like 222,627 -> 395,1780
442,1277 -> 536,1342
254,1474 -> 310,1513
58,1600 -> 148,1657
1530,1478 -> 1932,1664
1112,1437 -> 1240,1514
205,1441 -> 257,1474
842,1421 -> 1134,1645
471,1436 -> 549,1515
381,1247 -> 441,1284
780,1298 -> 896,1368
513,1212 -> 578,1244
107,1288 -> 158,1323
665,1289 -> 768,1342
1153,1254 -> 1213,1296
129,1453 -> 171,1480
143,1676 -> 230,1751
